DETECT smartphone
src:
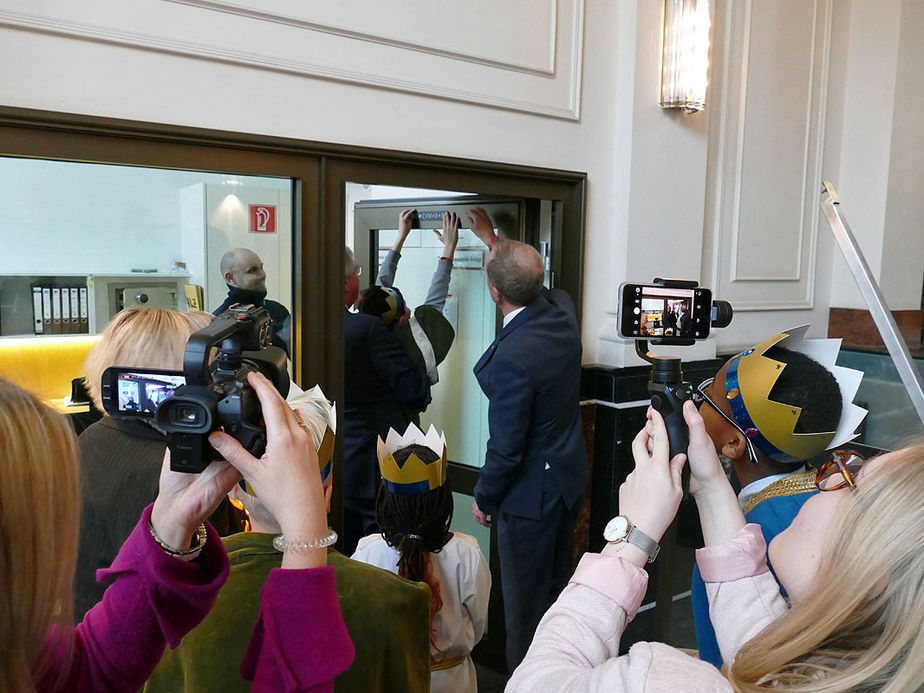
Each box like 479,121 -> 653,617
101,367 -> 187,418
616,283 -> 713,342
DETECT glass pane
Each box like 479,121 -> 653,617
835,349 -> 924,448
0,155 -> 294,403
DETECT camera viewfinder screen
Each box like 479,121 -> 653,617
622,285 -> 710,339
116,372 -> 186,415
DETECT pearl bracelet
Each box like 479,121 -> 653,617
273,528 -> 338,553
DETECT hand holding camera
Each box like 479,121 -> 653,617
210,371 -> 329,569
101,304 -> 290,474
621,407 -> 687,543
617,279 -> 733,491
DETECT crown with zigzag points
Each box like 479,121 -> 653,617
377,423 -> 447,495
724,325 -> 866,463
241,385 -> 336,497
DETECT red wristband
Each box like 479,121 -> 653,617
440,256 -> 452,262
488,235 -> 497,250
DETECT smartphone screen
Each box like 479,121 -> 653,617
102,367 -> 186,417
617,283 -> 712,341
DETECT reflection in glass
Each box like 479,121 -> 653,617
0,157 -> 293,338
0,155 -> 295,415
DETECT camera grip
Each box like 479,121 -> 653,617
648,382 -> 693,491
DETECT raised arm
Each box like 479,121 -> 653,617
682,401 -> 746,546
466,207 -> 497,249
423,211 -> 459,310
377,209 -> 416,288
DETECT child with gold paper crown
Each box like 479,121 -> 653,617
690,325 -> 867,667
352,423 -> 491,693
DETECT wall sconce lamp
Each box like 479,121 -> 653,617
660,0 -> 711,113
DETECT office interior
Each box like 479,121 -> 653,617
1,0 -> 923,684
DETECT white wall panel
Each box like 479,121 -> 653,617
0,0 -> 584,119
704,0 -> 832,310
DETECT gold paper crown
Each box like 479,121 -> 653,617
241,385 -> 336,496
378,287 -> 405,326
377,423 -> 447,495
303,385 -> 336,478
726,325 -> 866,462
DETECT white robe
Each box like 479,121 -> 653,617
353,532 -> 491,693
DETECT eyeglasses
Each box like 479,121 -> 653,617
694,376 -> 760,465
815,449 -> 865,492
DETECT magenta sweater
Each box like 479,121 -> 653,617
35,504 -> 354,692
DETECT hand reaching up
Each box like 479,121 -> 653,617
466,207 -> 497,248
433,211 -> 460,258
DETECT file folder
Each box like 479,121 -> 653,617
51,287 -> 62,334
69,287 -> 80,333
79,287 -> 89,334
42,287 -> 52,333
32,286 -> 44,335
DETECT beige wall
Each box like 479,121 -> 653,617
0,0 -> 920,363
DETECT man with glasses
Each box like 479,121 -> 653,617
689,325 -> 866,667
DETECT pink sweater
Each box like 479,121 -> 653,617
507,524 -> 787,692
35,504 -> 354,692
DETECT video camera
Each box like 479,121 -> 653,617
101,304 -> 290,473
617,279 -> 733,490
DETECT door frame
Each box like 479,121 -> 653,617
0,105 -> 587,673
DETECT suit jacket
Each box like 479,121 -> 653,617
344,309 -> 431,499
473,289 -> 587,520
679,309 -> 693,336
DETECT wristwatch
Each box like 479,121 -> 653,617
603,516 -> 660,563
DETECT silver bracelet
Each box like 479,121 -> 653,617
273,528 -> 338,553
148,519 -> 208,560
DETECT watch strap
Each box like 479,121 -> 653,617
626,527 -> 660,563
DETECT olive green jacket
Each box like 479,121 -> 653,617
144,532 -> 431,693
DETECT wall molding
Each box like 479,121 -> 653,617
0,4 -> 584,120
164,0 -> 557,76
704,0 -> 832,311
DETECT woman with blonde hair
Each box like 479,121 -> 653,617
508,402 -> 924,692
0,373 -> 353,692
75,307 -> 242,620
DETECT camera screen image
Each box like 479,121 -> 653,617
115,372 -> 186,415
622,285 -> 708,339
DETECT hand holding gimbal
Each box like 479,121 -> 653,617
630,278 -> 732,491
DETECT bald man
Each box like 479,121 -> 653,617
213,248 -> 290,354
467,208 -> 588,672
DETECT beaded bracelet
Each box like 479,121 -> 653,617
273,528 -> 338,553
149,520 -> 208,561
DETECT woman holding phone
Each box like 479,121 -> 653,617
509,401 -> 924,692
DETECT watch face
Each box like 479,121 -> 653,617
603,516 -> 629,542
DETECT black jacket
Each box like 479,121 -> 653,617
343,310 -> 430,500
214,285 -> 290,355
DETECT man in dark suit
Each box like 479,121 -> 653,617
467,208 -> 588,671
342,246 -> 431,554
679,301 -> 693,336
